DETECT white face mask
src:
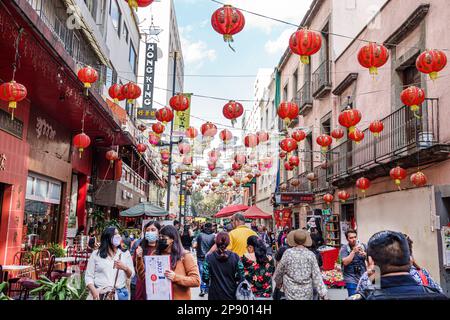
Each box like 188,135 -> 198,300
112,234 -> 122,247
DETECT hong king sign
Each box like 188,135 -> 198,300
138,42 -> 157,120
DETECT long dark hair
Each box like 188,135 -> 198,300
247,235 -> 268,265
215,232 -> 230,262
98,227 -> 117,259
140,220 -> 161,256
156,225 -> 184,269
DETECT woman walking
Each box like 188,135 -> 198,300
156,225 -> 200,300
202,232 -> 245,300
273,229 -> 328,300
241,236 -> 275,299
85,227 -> 135,300
133,220 -> 161,300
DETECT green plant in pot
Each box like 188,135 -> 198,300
0,282 -> 13,300
30,275 -> 85,300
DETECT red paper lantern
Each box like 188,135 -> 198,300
278,102 -> 299,126
220,178 -> 226,184
280,138 -> 298,153
257,131 -> 270,143
401,86 -> 425,115
108,84 -> 123,103
148,132 -> 160,146
369,120 -> 384,137
73,132 -> 91,159
228,170 -> 235,177
207,162 -> 216,171
416,49 -> 447,80
121,82 -> 141,104
356,177 -> 371,194
0,80 -> 27,120
178,142 -> 191,155
244,134 -> 259,148
411,171 -> 427,187
232,162 -> 242,171
338,191 -> 351,203
155,107 -> 174,124
211,5 -> 245,44
284,162 -> 295,171
126,0 -> 154,10
169,94 -> 190,115
185,126 -> 198,139
222,100 -> 244,126
279,151 -> 287,159
288,156 -> 300,167
357,42 -> 389,75
292,130 -> 306,142
331,128 -> 345,140
289,28 -> 322,64
77,66 -> 98,88
201,122 -> 218,138
323,193 -> 334,204
182,156 -> 193,166
105,149 -> 119,165
349,129 -> 365,144
316,134 -> 332,152
194,169 -> 201,175
234,154 -> 247,165
152,122 -> 165,135
160,149 -> 170,161
219,129 -> 233,144
338,108 -> 362,133
390,166 -> 407,188
137,143 -> 147,154
138,124 -> 147,132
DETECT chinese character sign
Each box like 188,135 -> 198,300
174,93 -> 192,132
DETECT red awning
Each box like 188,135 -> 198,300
244,205 -> 273,220
214,204 -> 250,218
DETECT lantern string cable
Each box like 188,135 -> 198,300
210,0 -> 450,52
12,28 -> 24,81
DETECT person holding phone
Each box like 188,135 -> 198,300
340,229 -> 367,297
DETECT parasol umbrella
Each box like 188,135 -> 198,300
214,204 -> 249,218
120,202 -> 168,217
243,205 -> 273,220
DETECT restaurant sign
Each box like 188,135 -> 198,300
275,192 -> 315,205
0,108 -> 23,139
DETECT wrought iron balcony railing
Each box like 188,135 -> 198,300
312,60 -> 332,98
120,162 -> 149,195
296,82 -> 313,116
327,98 -> 447,187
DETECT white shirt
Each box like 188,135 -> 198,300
84,249 -> 135,290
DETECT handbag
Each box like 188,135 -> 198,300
99,253 -> 122,300
236,280 -> 255,300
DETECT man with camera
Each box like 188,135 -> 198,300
340,229 -> 367,297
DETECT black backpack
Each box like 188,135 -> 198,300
360,286 -> 448,300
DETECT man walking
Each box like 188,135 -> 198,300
227,213 -> 257,257
340,229 -> 367,297
193,222 -> 216,297
257,225 -> 273,255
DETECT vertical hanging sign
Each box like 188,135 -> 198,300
138,42 -> 157,120
174,93 -> 192,133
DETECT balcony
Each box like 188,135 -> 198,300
296,82 -> 313,116
312,60 -> 332,98
286,165 -> 329,194
328,98 -> 450,188
94,163 -> 149,208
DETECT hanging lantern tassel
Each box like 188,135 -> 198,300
223,35 -> 236,52
300,55 -> 310,65
78,148 -> 84,159
395,179 -> 402,191
9,101 -> 16,120
410,105 -> 422,119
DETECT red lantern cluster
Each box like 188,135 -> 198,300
244,134 -> 259,148
390,166 -> 407,189
288,156 -> 300,167
73,132 -> 91,159
323,193 -> 334,205
108,84 -> 125,103
185,127 -> 198,139
201,122 -> 218,138
148,132 -> 160,146
284,162 -> 295,171
316,134 -> 332,153
401,86 -> 425,117
338,191 -> 350,203
416,49 -> 447,80
349,129 -> 364,144
356,177 -> 371,194
121,82 -> 141,104
219,129 -> 233,144
137,143 -> 147,154
411,171 -> 427,187
0,80 -> 27,120
369,120 -> 384,137
278,102 -> 299,126
357,43 -> 389,76
155,107 -> 174,124
289,28 -> 322,65
222,100 -> 244,126
77,66 -> 98,88
169,94 -> 190,115
331,128 -> 345,141
339,108 -> 362,134
292,130 -> 306,142
105,149 -> 119,165
152,122 -> 165,136
211,5 -> 245,45
280,138 -> 298,153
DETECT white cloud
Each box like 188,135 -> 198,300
226,0 -> 313,34
264,28 -> 295,55
179,26 -> 217,68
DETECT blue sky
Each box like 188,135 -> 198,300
174,0 -> 313,133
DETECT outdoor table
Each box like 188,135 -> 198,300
2,265 -> 34,281
55,257 -> 76,272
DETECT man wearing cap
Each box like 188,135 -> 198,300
351,231 -> 447,300
273,229 -> 328,300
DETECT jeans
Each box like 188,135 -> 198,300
346,283 -> 358,297
197,259 -> 208,293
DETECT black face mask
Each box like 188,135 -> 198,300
158,239 -> 169,251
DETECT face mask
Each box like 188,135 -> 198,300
158,239 -> 169,251
145,231 -> 158,242
112,235 -> 122,247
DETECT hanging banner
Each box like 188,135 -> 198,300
138,42 -> 157,120
173,93 -> 192,133
145,255 -> 173,300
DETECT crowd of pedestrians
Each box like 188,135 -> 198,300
83,215 -> 448,301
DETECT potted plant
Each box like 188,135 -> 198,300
30,275 -> 86,300
0,282 -> 12,300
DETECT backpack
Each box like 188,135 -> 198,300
236,280 -> 255,300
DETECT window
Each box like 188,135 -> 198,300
84,0 -> 97,20
123,23 -> 129,43
321,112 -> 331,136
110,0 -> 121,36
105,66 -> 117,88
129,42 -> 137,74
